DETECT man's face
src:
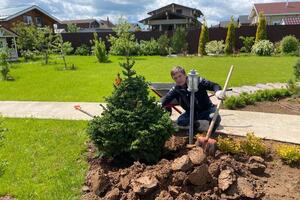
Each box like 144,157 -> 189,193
172,72 -> 187,86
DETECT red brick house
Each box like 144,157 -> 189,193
0,5 -> 60,30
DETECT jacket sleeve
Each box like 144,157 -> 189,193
199,78 -> 222,92
161,87 -> 178,107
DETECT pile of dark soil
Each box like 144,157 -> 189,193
82,134 -> 273,200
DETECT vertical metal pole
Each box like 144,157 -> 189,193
189,91 -> 195,144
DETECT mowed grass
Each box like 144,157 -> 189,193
0,118 -> 88,200
0,55 -> 297,102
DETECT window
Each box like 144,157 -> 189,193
36,17 -> 42,27
0,38 -> 7,48
176,9 -> 182,14
23,15 -> 33,24
272,20 -> 281,25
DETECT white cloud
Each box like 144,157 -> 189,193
1,0 -> 299,26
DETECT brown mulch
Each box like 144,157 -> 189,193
235,97 -> 300,115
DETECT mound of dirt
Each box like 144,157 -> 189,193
82,136 -> 267,200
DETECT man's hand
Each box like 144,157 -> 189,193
215,90 -> 226,100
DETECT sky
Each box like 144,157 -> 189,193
0,0 -> 298,26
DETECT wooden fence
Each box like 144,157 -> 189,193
62,25 -> 300,54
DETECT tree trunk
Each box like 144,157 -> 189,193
63,55 -> 67,70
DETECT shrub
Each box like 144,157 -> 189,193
224,88 -> 292,109
276,144 -> 300,165
223,96 -> 246,109
251,40 -> 274,56
224,17 -> 236,55
75,44 -> 90,55
240,133 -> 267,156
218,133 -> 266,156
92,32 -> 109,63
205,40 -> 225,55
255,12 -> 267,42
0,48 -> 11,81
20,49 -> 39,61
217,137 -> 243,155
293,59 -> 300,81
139,38 -> 159,56
239,36 -> 255,53
253,89 -> 292,102
198,20 -> 209,56
13,22 -> 38,51
87,56 -> 174,164
171,27 -> 188,54
280,35 -> 299,55
157,34 -> 170,56
67,23 -> 78,33
274,41 -> 282,55
108,18 -> 139,56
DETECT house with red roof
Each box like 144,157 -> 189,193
249,1 -> 300,25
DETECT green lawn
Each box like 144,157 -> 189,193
0,55 -> 297,102
0,118 -> 88,200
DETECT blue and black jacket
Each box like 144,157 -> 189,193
161,77 -> 221,113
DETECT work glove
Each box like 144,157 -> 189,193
215,90 -> 226,100
156,102 -> 162,107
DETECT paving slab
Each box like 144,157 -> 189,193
0,101 -> 104,120
1,101 -> 299,144
266,82 -> 288,89
240,86 -> 262,93
255,84 -> 274,90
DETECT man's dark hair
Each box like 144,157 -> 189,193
170,66 -> 186,78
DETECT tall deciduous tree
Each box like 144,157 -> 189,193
36,27 -> 57,64
108,18 -> 137,56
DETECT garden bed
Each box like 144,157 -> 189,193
230,97 -> 300,115
81,132 -> 300,200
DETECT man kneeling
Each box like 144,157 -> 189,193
161,66 -> 225,137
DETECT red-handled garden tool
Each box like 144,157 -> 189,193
196,65 -> 234,155
74,105 -> 95,118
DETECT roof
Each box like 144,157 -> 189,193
61,19 -> 98,24
238,15 -> 251,24
0,5 -> 60,23
99,19 -> 115,27
253,2 -> 300,15
0,25 -> 18,37
147,3 -> 203,16
139,10 -> 193,23
282,16 -> 300,25
214,20 -> 238,28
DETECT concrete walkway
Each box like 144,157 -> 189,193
0,101 -> 299,144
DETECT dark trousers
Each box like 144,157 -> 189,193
177,106 -> 221,134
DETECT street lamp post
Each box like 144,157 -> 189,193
187,69 -> 199,145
